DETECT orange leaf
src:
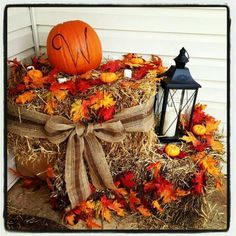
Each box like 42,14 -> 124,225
66,213 -> 75,226
137,205 -> 151,217
90,91 -> 116,110
86,217 -> 101,229
175,188 -> 191,197
52,89 -> 67,101
80,70 -> 92,80
115,187 -> 128,197
158,179 -> 177,203
47,165 -> 55,179
147,161 -> 162,178
44,99 -> 57,115
109,200 -> 125,217
15,91 -> 36,104
102,207 -> 111,222
181,131 -> 201,147
152,200 -> 164,213
199,155 -> 221,178
205,119 -> 220,135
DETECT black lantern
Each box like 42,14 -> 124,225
155,47 -> 201,142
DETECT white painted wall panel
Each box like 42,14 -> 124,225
7,7 -> 35,60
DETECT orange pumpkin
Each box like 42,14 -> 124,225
27,69 -> 43,80
164,144 -> 180,157
192,124 -> 206,136
47,20 -> 102,75
100,72 -> 118,83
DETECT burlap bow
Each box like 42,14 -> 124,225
7,95 -> 155,208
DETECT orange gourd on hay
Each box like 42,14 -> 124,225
164,144 -> 180,157
47,20 -> 102,75
100,72 -> 118,83
27,69 -> 43,80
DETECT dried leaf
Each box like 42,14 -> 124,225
109,200 -> 125,217
15,91 -> 36,104
152,200 -> 164,213
199,155 -> 221,178
77,79 -> 92,93
137,205 -> 151,217
102,207 -> 111,222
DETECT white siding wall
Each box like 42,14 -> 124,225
7,7 -> 35,61
33,7 -> 227,132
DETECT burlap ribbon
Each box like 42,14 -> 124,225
7,95 -> 155,208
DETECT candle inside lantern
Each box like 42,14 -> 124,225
163,106 -> 178,137
124,69 -> 132,78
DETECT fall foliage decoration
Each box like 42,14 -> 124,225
47,20 -> 102,75
7,53 -> 225,230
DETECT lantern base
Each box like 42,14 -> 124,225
157,135 -> 182,143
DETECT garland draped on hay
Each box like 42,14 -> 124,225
7,54 -> 225,230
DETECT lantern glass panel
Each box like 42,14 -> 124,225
162,89 -> 183,137
178,89 -> 197,131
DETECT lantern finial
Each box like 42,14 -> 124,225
174,47 -> 189,69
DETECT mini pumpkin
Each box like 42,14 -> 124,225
27,69 -> 43,80
130,57 -> 145,64
192,124 -> 206,136
164,144 -> 180,157
47,20 -> 102,75
100,72 -> 118,83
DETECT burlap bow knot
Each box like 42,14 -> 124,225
7,95 -> 155,208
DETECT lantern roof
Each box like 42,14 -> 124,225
160,48 -> 201,89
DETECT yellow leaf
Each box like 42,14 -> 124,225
210,139 -> 224,152
102,207 -> 111,222
86,200 -> 95,209
70,99 -> 89,122
198,155 -> 221,178
52,89 -> 67,101
137,205 -> 151,217
181,131 -> 201,147
101,92 -> 116,108
15,91 -> 36,104
152,200 -> 164,213
44,99 -> 57,115
205,119 -> 220,135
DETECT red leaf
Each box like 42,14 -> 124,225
101,60 -> 123,72
21,176 -> 42,190
46,177 -> 53,190
8,84 -> 27,96
120,171 -> 135,188
98,105 -> 116,122
129,190 -> 141,210
77,79 -> 92,93
86,218 -> 101,229
176,151 -> 188,159
132,64 -> 154,80
50,80 -> 77,95
49,197 -> 60,210
192,171 -> 206,195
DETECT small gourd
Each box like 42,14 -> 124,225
192,124 -> 206,136
164,144 -> 180,157
100,72 -> 118,83
27,69 -> 43,80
